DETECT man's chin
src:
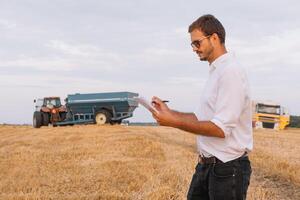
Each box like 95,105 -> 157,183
199,56 -> 207,61
197,53 -> 207,61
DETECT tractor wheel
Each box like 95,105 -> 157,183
42,112 -> 49,126
33,111 -> 42,128
95,110 -> 112,125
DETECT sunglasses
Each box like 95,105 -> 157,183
191,35 -> 211,49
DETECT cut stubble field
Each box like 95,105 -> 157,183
0,125 -> 299,200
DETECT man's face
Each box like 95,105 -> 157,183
190,29 -> 214,61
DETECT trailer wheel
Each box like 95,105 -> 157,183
95,110 -> 112,125
33,111 -> 42,128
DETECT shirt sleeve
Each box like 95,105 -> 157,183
210,67 -> 246,137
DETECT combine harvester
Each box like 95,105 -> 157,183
33,92 -> 139,128
252,101 -> 290,130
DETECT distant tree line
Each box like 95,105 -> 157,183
129,122 -> 158,126
288,116 -> 300,128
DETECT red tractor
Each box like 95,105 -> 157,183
33,97 -> 67,128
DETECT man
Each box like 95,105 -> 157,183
151,14 -> 253,200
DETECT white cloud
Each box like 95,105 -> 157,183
0,73 -> 115,90
0,56 -> 74,71
0,19 -> 17,29
46,40 -> 121,60
166,76 -> 205,86
228,28 -> 300,70
0,40 -> 125,72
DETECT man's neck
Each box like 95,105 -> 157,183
208,46 -> 227,65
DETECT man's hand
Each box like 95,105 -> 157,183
151,96 -> 180,127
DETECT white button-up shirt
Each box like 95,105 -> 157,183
195,52 -> 253,163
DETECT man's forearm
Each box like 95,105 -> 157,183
171,110 -> 198,121
170,110 -> 225,138
178,120 -> 225,138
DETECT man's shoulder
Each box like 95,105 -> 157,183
217,58 -> 248,81
218,60 -> 244,74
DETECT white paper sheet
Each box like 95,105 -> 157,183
134,97 -> 156,113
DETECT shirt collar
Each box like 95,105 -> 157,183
209,52 -> 231,73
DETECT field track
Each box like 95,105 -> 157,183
0,125 -> 299,200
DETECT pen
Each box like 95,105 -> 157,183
152,100 -> 169,104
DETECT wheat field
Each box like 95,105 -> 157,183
0,125 -> 299,200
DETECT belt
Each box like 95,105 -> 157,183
198,152 -> 248,165
198,155 -> 222,164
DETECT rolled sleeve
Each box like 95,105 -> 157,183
211,117 -> 231,137
210,67 -> 246,137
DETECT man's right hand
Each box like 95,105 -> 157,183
151,96 -> 169,112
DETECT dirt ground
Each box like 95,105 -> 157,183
0,125 -> 299,200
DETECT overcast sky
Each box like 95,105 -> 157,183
1,0 -> 300,124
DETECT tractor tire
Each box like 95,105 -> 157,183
33,111 -> 42,128
95,110 -> 112,125
42,112 -> 49,126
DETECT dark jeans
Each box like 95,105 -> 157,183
187,156 -> 252,200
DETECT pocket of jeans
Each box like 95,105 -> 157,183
212,163 -> 235,178
210,163 -> 237,200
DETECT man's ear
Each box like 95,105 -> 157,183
211,33 -> 219,42
211,33 -> 222,46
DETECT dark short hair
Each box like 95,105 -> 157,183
188,14 -> 226,44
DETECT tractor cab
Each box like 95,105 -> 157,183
44,97 -> 62,108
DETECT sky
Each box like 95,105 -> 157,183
0,0 -> 300,124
